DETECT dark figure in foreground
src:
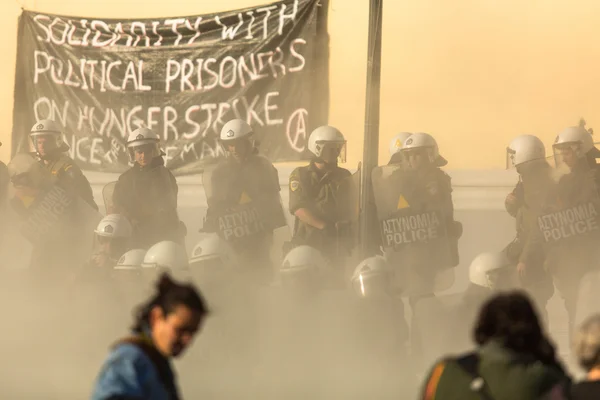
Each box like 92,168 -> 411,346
420,291 -> 571,400
91,272 -> 209,400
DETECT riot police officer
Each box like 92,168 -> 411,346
504,134 -> 555,324
7,153 -> 91,282
89,214 -> 133,268
388,132 -> 412,165
112,128 -> 184,250
29,119 -> 97,210
203,119 -> 284,284
546,126 -> 600,333
288,125 -> 356,282
392,132 -> 461,299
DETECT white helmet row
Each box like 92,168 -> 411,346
350,255 -> 390,298
468,252 -> 512,290
307,125 -> 347,163
506,134 -> 546,169
95,214 -> 133,238
280,245 -> 327,290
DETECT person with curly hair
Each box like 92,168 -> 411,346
420,291 -> 571,400
91,272 -> 209,400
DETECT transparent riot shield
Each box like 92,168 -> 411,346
371,164 -> 456,297
102,181 -> 117,214
202,164 -> 288,242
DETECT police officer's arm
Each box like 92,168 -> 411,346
59,163 -> 99,211
289,169 -> 326,230
505,181 -> 524,218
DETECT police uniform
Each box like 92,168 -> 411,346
40,153 -> 98,211
205,153 -> 281,279
288,161 -> 353,262
544,159 -> 600,331
113,157 -> 182,250
504,163 -> 555,323
420,341 -> 570,400
388,166 -> 461,277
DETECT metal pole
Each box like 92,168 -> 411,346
360,0 -> 383,260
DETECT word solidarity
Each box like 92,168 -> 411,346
14,0 -> 328,174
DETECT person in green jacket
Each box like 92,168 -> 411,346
420,291 -> 571,400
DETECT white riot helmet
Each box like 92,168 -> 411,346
553,125 -> 596,167
389,132 -> 412,157
114,249 -> 146,270
142,241 -> 189,269
189,235 -> 238,269
280,245 -> 326,290
126,127 -> 161,163
29,119 -> 66,156
402,132 -> 447,167
469,252 -> 513,290
307,125 -> 347,164
506,135 -> 546,169
220,119 -> 254,142
94,214 -> 133,238
351,256 -> 390,298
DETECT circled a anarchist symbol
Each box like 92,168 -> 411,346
286,108 -> 308,153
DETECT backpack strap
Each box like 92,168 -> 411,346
455,352 -> 496,400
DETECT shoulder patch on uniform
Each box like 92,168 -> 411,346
290,180 -> 300,192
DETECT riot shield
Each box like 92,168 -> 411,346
18,184 -> 102,270
102,181 -> 117,214
533,164 -> 600,252
201,164 -> 288,244
371,164 -> 456,296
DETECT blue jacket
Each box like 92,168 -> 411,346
91,338 -> 179,400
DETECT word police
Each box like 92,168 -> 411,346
218,206 -> 264,240
381,211 -> 441,248
538,202 -> 599,243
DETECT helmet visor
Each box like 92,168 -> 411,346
316,141 -> 347,164
402,147 -> 435,169
352,273 -> 389,298
128,142 -> 160,163
31,133 -> 61,156
506,147 -> 517,170
553,142 -> 581,169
